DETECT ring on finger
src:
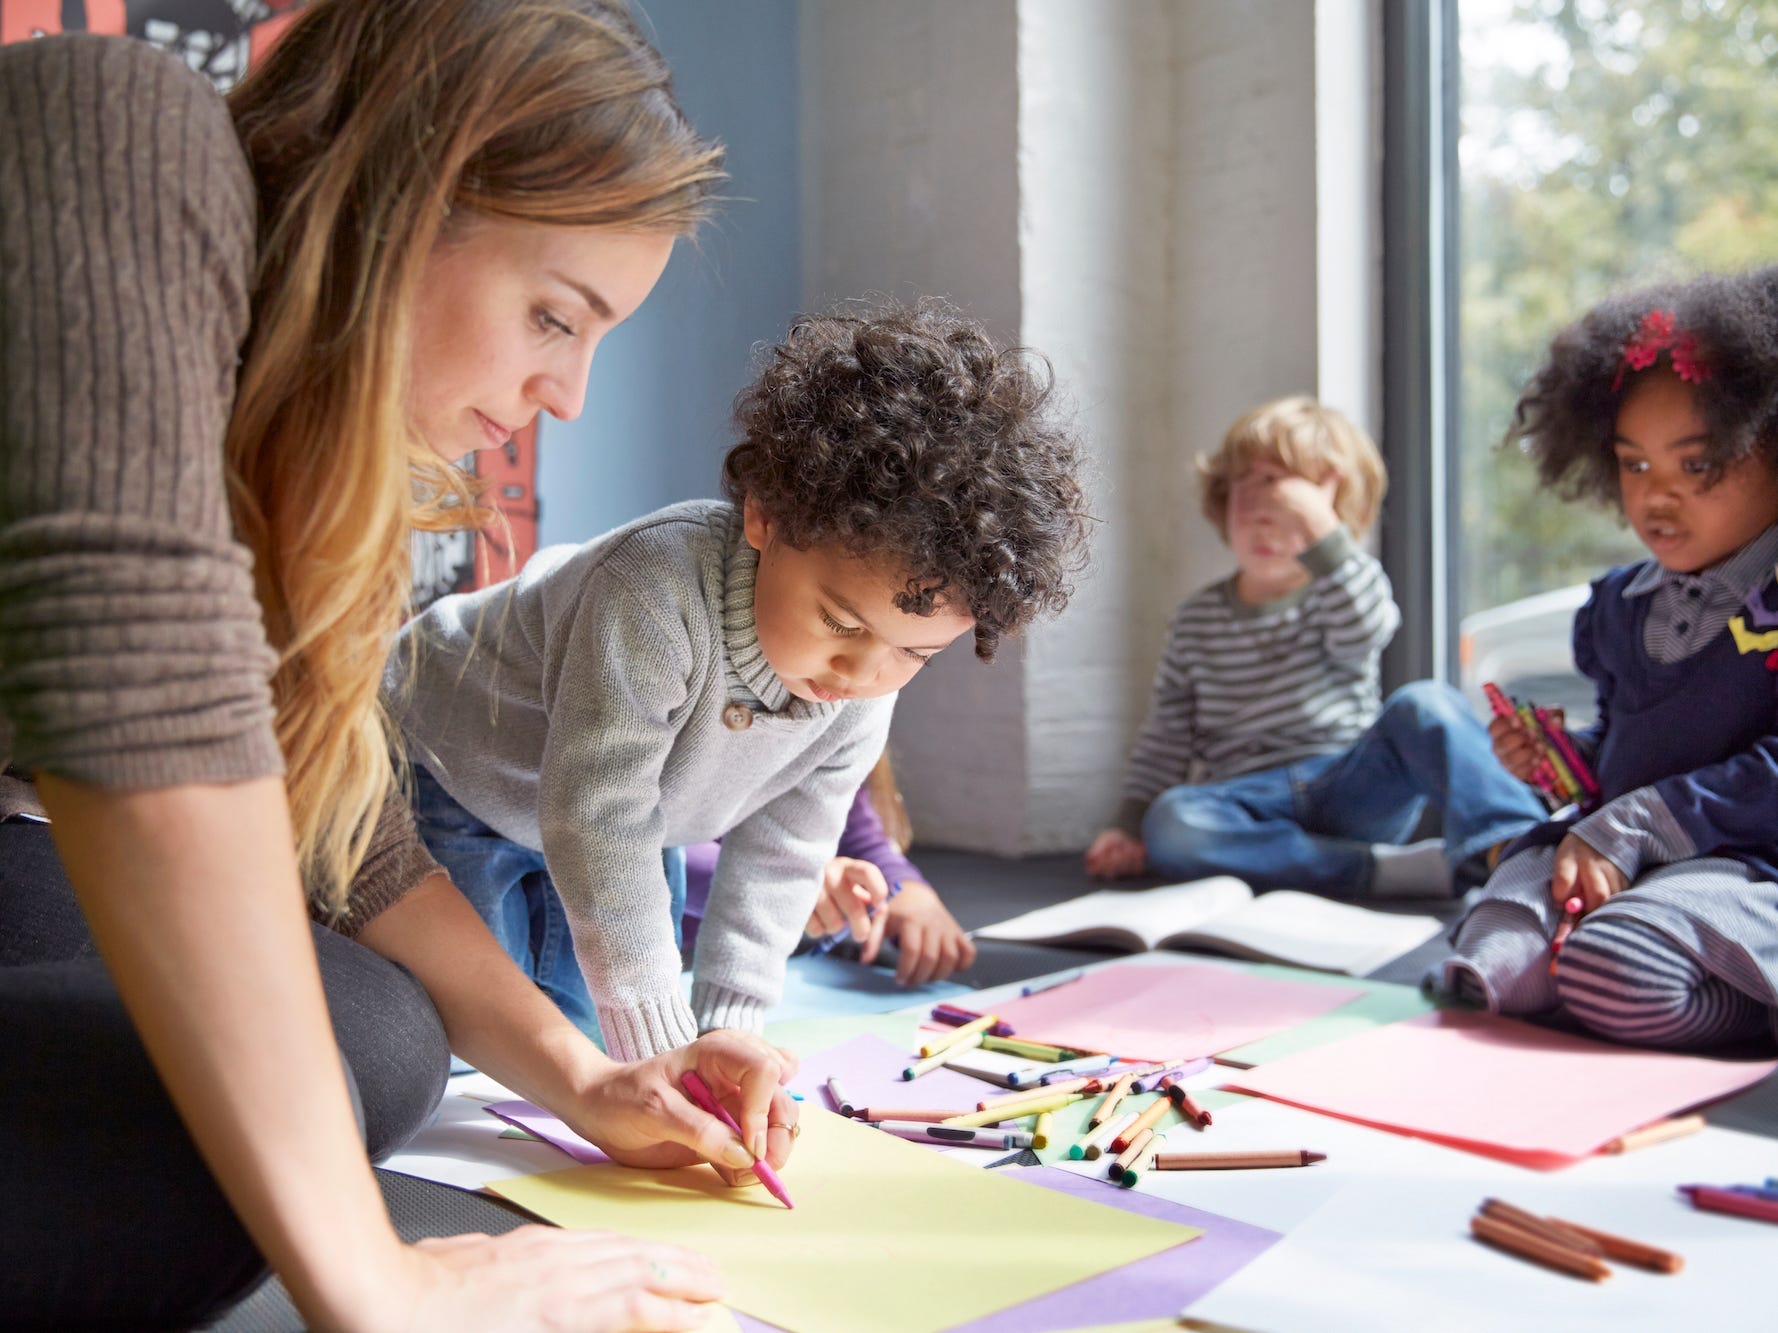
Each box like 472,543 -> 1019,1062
768,1120 -> 801,1138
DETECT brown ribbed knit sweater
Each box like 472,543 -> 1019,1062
0,35 -> 436,931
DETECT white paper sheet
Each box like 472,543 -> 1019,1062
1186,1124 -> 1778,1332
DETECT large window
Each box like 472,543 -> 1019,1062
1451,0 -> 1778,702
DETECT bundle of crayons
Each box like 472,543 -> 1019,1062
1468,1198 -> 1682,1282
822,996 -> 1324,1190
1482,682 -> 1600,812
1679,1178 -> 1778,1224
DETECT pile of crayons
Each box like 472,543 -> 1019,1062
1468,1198 -> 1682,1282
823,993 -> 1324,1190
1680,1179 -> 1778,1225
1482,682 -> 1600,812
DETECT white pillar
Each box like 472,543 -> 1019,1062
802,0 -> 1370,854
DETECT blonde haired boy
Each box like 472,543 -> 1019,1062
1086,396 -> 1543,898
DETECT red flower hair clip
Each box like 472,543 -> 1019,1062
1613,308 -> 1713,390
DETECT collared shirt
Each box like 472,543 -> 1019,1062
1576,522 -> 1778,877
1623,522 -> 1778,665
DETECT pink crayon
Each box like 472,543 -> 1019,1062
681,1071 -> 794,1210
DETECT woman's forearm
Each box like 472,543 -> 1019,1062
37,774 -> 407,1328
356,871 -> 613,1113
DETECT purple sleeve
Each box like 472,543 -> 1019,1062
838,787 -> 924,886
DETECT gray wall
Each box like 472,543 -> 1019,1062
536,0 -> 802,546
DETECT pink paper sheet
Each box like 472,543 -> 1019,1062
984,962 -> 1365,1062
1227,1009 -> 1778,1167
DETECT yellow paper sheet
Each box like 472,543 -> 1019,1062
489,1108 -> 1200,1333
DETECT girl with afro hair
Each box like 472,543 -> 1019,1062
1436,266 -> 1778,1052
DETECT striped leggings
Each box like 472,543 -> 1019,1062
1444,847 -> 1772,1050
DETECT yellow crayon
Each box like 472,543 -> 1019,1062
941,1091 -> 1083,1129
904,1032 -> 983,1080
918,1014 -> 996,1059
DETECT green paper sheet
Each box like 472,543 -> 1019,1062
1213,971 -> 1437,1068
488,1108 -> 1200,1333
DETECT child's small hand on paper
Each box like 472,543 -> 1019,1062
806,856 -> 891,954
1085,827 -> 1147,879
1488,710 -> 1546,784
1550,832 -> 1626,915
870,879 -> 975,986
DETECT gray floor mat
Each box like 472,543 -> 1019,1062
200,1173 -> 532,1332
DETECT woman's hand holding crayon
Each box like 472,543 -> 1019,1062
568,1031 -> 801,1187
1550,832 -> 1628,915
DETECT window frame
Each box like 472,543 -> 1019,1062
1379,0 -> 1462,690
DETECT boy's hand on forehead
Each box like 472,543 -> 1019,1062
1263,469 -> 1343,544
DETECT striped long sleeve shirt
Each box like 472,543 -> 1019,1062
1114,528 -> 1400,834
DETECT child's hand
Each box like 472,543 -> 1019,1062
868,879 -> 975,986
1488,711 -> 1545,783
806,856 -> 892,954
1265,470 -> 1343,544
1550,832 -> 1627,915
572,1030 -> 799,1185
1085,827 -> 1147,879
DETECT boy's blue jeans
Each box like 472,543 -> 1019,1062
1141,681 -> 1546,896
410,764 -> 687,1048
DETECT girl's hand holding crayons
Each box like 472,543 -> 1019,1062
1550,832 -> 1628,915
571,1031 -> 800,1187
1488,708 -> 1551,784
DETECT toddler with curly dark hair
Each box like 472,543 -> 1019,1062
1437,266 -> 1778,1052
387,300 -> 1090,1059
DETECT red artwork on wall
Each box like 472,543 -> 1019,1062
1,0 -> 542,609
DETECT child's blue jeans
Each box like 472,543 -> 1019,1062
1141,681 -> 1546,896
410,764 -> 687,1047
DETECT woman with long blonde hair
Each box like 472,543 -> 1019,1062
0,2 -> 795,1327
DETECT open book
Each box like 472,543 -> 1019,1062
973,877 -> 1445,977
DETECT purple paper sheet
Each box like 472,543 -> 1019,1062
786,1032 -> 1003,1122
728,1165 -> 1280,1333
483,1099 -> 609,1166
946,1167 -> 1281,1332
